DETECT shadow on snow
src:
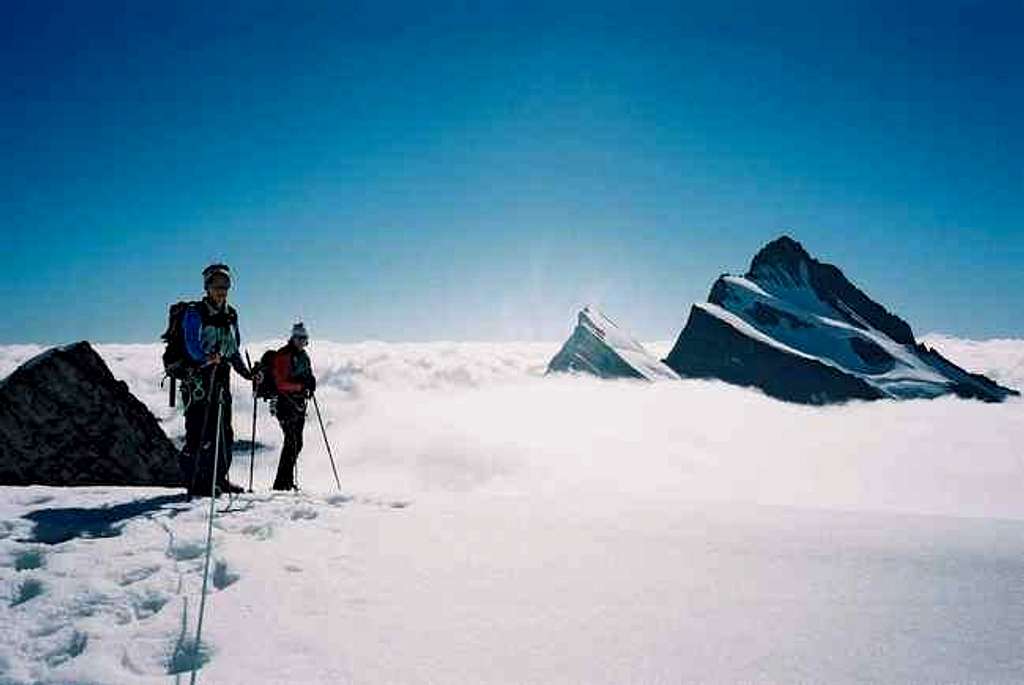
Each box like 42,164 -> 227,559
21,493 -> 189,544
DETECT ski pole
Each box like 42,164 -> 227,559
190,385 -> 224,685
245,351 -> 257,493
247,394 -> 257,493
312,393 -> 342,491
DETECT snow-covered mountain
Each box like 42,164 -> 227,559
547,306 -> 679,381
665,236 -> 1019,404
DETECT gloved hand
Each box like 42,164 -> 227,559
305,377 -> 317,394
304,387 -> 314,399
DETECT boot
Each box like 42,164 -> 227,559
218,480 -> 245,494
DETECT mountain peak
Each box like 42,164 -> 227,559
548,306 -> 679,381
741,235 -> 917,345
666,236 -> 1019,403
761,234 -> 805,255
746,235 -> 814,286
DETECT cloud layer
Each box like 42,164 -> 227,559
3,337 -> 1022,519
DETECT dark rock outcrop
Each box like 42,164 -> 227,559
665,236 -> 1019,404
0,342 -> 181,486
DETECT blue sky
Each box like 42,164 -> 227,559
2,1 -> 1021,344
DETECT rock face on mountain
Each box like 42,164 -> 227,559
664,236 -> 1019,404
548,306 -> 679,381
0,341 -> 181,486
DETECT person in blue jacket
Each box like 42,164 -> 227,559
181,263 -> 255,496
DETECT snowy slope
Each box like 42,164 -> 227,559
547,306 -> 679,381
666,237 -> 1018,403
6,488 -> 1024,684
2,338 -> 1024,683
707,275 -> 952,396
921,334 -> 1024,392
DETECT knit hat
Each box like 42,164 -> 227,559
290,322 -> 309,340
202,263 -> 232,289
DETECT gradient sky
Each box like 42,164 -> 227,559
2,0 -> 1021,344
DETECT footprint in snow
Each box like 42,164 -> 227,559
167,539 -> 206,561
29,620 -> 65,639
131,589 -> 169,620
7,547 -> 46,571
241,522 -> 274,540
167,638 -> 211,675
10,577 -> 44,607
325,494 -> 352,506
69,589 -> 130,623
119,564 -> 160,586
290,507 -> 318,521
43,628 -> 88,667
212,559 -> 240,590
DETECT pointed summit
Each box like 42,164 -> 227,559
548,306 -> 678,381
746,235 -> 814,286
741,234 -> 916,345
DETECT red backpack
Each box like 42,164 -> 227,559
254,348 -> 280,399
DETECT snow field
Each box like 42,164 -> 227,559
0,487 -> 404,684
5,488 -> 1024,683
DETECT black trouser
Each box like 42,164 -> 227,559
273,395 -> 306,490
182,369 -> 234,494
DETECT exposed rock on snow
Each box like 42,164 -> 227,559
664,236 -> 1019,404
0,341 -> 181,486
548,306 -> 679,381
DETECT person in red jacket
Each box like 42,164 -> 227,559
271,322 -> 316,491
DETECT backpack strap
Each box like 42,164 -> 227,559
230,306 -> 240,347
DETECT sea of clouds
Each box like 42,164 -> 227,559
2,335 -> 1022,519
